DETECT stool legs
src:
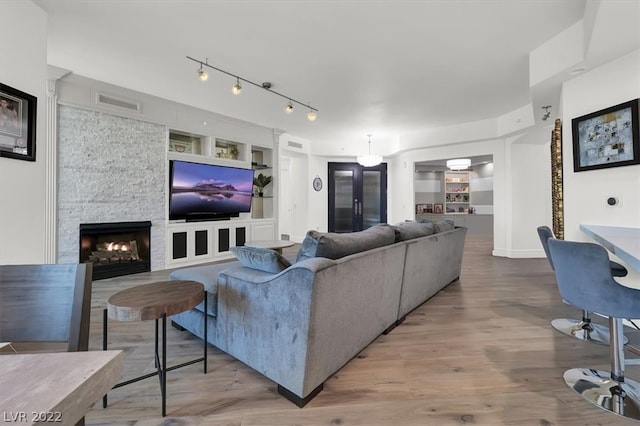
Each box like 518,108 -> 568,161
551,309 -> 629,346
563,317 -> 640,421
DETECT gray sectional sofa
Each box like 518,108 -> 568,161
169,221 -> 467,406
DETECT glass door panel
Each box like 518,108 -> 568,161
333,170 -> 355,233
362,170 -> 382,229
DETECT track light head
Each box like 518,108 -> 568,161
232,78 -> 242,95
307,111 -> 317,121
285,101 -> 294,113
198,67 -> 208,81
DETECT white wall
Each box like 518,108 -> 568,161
561,49 -> 640,286
508,141 -> 551,256
0,1 -> 48,264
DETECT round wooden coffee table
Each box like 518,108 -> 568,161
244,239 -> 295,254
104,280 -> 207,416
107,280 -> 204,322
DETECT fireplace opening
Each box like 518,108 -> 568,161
79,221 -> 151,280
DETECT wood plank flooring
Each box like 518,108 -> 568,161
86,235 -> 640,425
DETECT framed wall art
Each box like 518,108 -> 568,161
571,98 -> 639,172
0,83 -> 37,162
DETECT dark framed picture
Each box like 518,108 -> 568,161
0,83 -> 37,162
425,203 -> 433,213
434,203 -> 444,214
572,99 -> 639,172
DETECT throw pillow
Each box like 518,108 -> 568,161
230,246 -> 292,273
433,219 -> 455,233
296,223 -> 396,262
392,221 -> 434,242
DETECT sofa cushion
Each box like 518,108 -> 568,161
392,221 -> 434,242
296,223 -> 396,261
169,260 -> 241,317
231,246 -> 292,273
433,219 -> 455,233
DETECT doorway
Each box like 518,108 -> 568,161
328,162 -> 387,232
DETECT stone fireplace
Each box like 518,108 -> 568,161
79,221 -> 152,280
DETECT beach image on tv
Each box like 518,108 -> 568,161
170,161 -> 254,216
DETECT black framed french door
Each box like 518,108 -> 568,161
328,162 -> 387,232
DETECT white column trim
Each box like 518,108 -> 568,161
44,66 -> 71,263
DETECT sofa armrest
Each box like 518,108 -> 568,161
214,260 -> 332,397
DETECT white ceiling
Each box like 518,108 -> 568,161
33,0 -> 594,150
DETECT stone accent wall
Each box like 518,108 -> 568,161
57,106 -> 166,269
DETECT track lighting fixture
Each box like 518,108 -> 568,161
187,55 -> 318,120
198,66 -> 208,81
542,105 -> 552,121
356,134 -> 382,167
307,110 -> 317,121
232,78 -> 242,95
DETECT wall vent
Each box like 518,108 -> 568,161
96,92 -> 141,112
288,141 -> 303,149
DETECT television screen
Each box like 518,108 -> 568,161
169,160 -> 254,221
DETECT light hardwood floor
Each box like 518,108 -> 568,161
86,235 -> 640,425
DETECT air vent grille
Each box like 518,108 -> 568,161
288,141 -> 303,149
96,93 -> 141,112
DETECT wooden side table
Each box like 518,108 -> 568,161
102,280 -> 207,417
244,239 -> 295,254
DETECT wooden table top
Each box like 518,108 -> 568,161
0,350 -> 123,426
244,240 -> 295,251
107,280 -> 204,322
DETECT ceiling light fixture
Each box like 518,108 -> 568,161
187,55 -> 318,120
232,78 -> 242,95
357,134 -> 383,167
197,60 -> 209,81
307,109 -> 317,121
285,100 -> 294,113
446,158 -> 471,170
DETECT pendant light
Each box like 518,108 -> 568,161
356,134 -> 383,167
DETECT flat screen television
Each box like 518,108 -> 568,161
169,160 -> 254,221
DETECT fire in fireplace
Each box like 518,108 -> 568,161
79,221 -> 152,280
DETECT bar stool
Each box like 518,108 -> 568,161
548,238 -> 640,421
537,226 -> 628,345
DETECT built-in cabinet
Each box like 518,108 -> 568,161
444,171 -> 470,213
166,131 -> 277,267
414,163 -> 494,235
167,219 -> 276,267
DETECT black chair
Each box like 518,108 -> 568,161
0,263 -> 93,352
548,238 -> 640,421
537,226 -> 628,345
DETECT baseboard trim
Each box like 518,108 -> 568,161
277,383 -> 323,408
